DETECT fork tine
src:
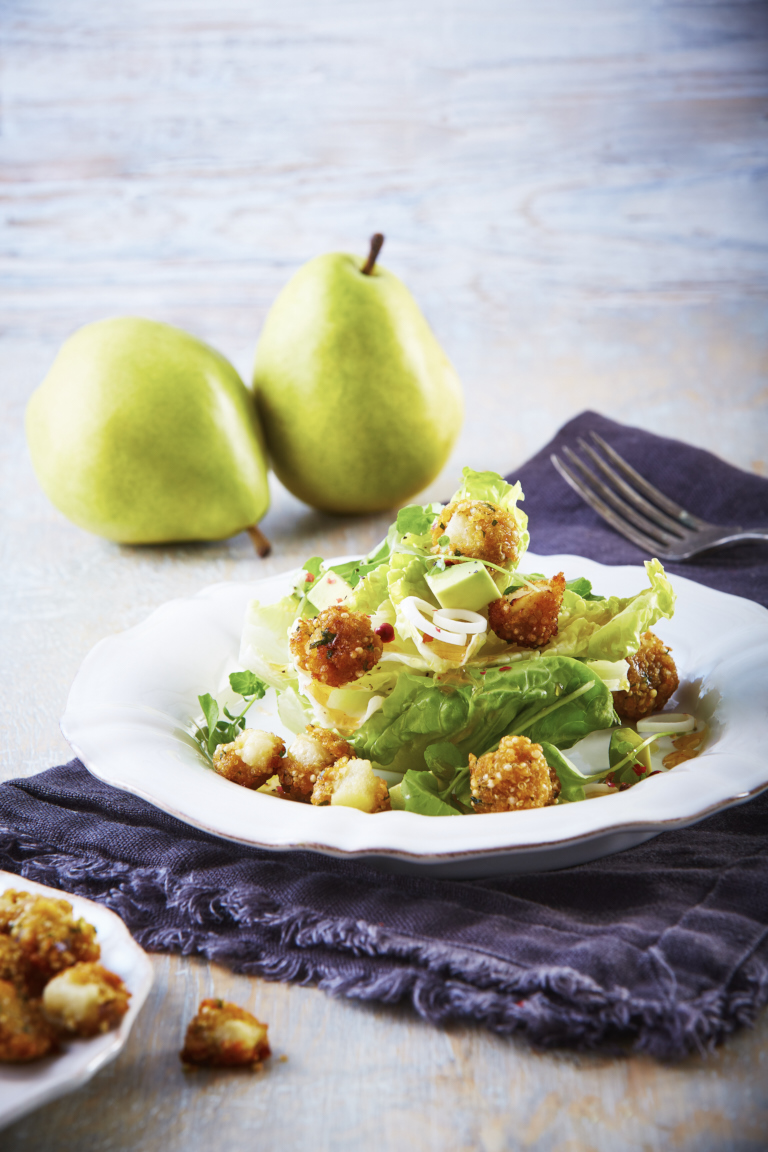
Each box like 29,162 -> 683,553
589,433 -> 710,529
562,448 -> 680,546
551,454 -> 671,556
577,439 -> 688,536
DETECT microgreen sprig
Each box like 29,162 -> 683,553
193,671 -> 268,763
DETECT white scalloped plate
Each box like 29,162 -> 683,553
0,872 -> 153,1131
60,554 -> 768,879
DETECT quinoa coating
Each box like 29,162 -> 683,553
0,889 -> 34,932
311,757 -> 391,813
488,573 -> 566,648
431,499 -> 521,567
3,893 -> 100,990
469,736 -> 560,813
279,726 -> 354,802
0,979 -> 58,1063
213,729 -> 285,790
290,606 -> 383,688
180,998 -> 270,1067
0,935 -> 31,991
613,631 -> 679,722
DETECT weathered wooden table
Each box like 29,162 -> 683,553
2,2 -> 767,1147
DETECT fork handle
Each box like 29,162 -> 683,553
715,528 -> 768,546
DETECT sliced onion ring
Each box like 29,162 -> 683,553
400,596 -> 467,646
636,713 -> 696,734
432,608 -> 487,635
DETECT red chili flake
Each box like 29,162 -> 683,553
633,763 -> 646,776
516,1000 -> 525,1008
305,573 -> 315,583
422,633 -> 434,643
647,770 -> 662,777
499,665 -> 511,672
480,670 -> 487,676
276,786 -> 284,794
375,623 -> 395,643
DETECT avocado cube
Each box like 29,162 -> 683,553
426,562 -> 500,611
306,570 -> 354,611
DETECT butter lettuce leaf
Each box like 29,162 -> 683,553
239,595 -> 301,692
346,563 -> 391,614
350,657 -> 614,776
545,559 -> 675,661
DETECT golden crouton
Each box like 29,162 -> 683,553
180,998 -> 270,1067
431,499 -> 521,567
290,607 -> 383,688
613,631 -> 679,722
2,892 -> 99,991
469,735 -> 560,813
42,962 -> 131,1037
213,729 -> 285,790
278,726 -> 354,802
488,573 -> 566,648
311,756 -> 391,813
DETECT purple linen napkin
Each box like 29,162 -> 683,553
1,412 -> 767,1060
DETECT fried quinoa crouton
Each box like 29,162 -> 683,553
279,726 -> 354,802
0,979 -> 58,1063
290,606 -> 383,688
431,499 -> 521,567
213,729 -> 285,790
42,962 -> 131,1037
613,631 -> 679,722
488,573 -> 566,648
1,893 -> 100,990
180,998 -> 270,1067
311,757 -> 391,813
469,736 -> 560,813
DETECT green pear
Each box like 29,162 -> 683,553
252,236 -> 463,513
26,317 -> 270,546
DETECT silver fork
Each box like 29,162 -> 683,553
551,432 -> 768,561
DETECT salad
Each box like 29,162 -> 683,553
195,469 -> 703,816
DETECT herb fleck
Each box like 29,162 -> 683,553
310,629 -> 337,649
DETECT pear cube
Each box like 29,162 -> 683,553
306,571 -> 354,612
426,562 -> 500,612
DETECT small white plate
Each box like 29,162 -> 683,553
60,553 -> 768,879
0,872 -> 153,1131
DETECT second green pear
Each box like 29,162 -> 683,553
252,246 -> 463,513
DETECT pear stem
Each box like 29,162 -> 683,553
361,233 -> 385,275
247,524 -> 272,558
